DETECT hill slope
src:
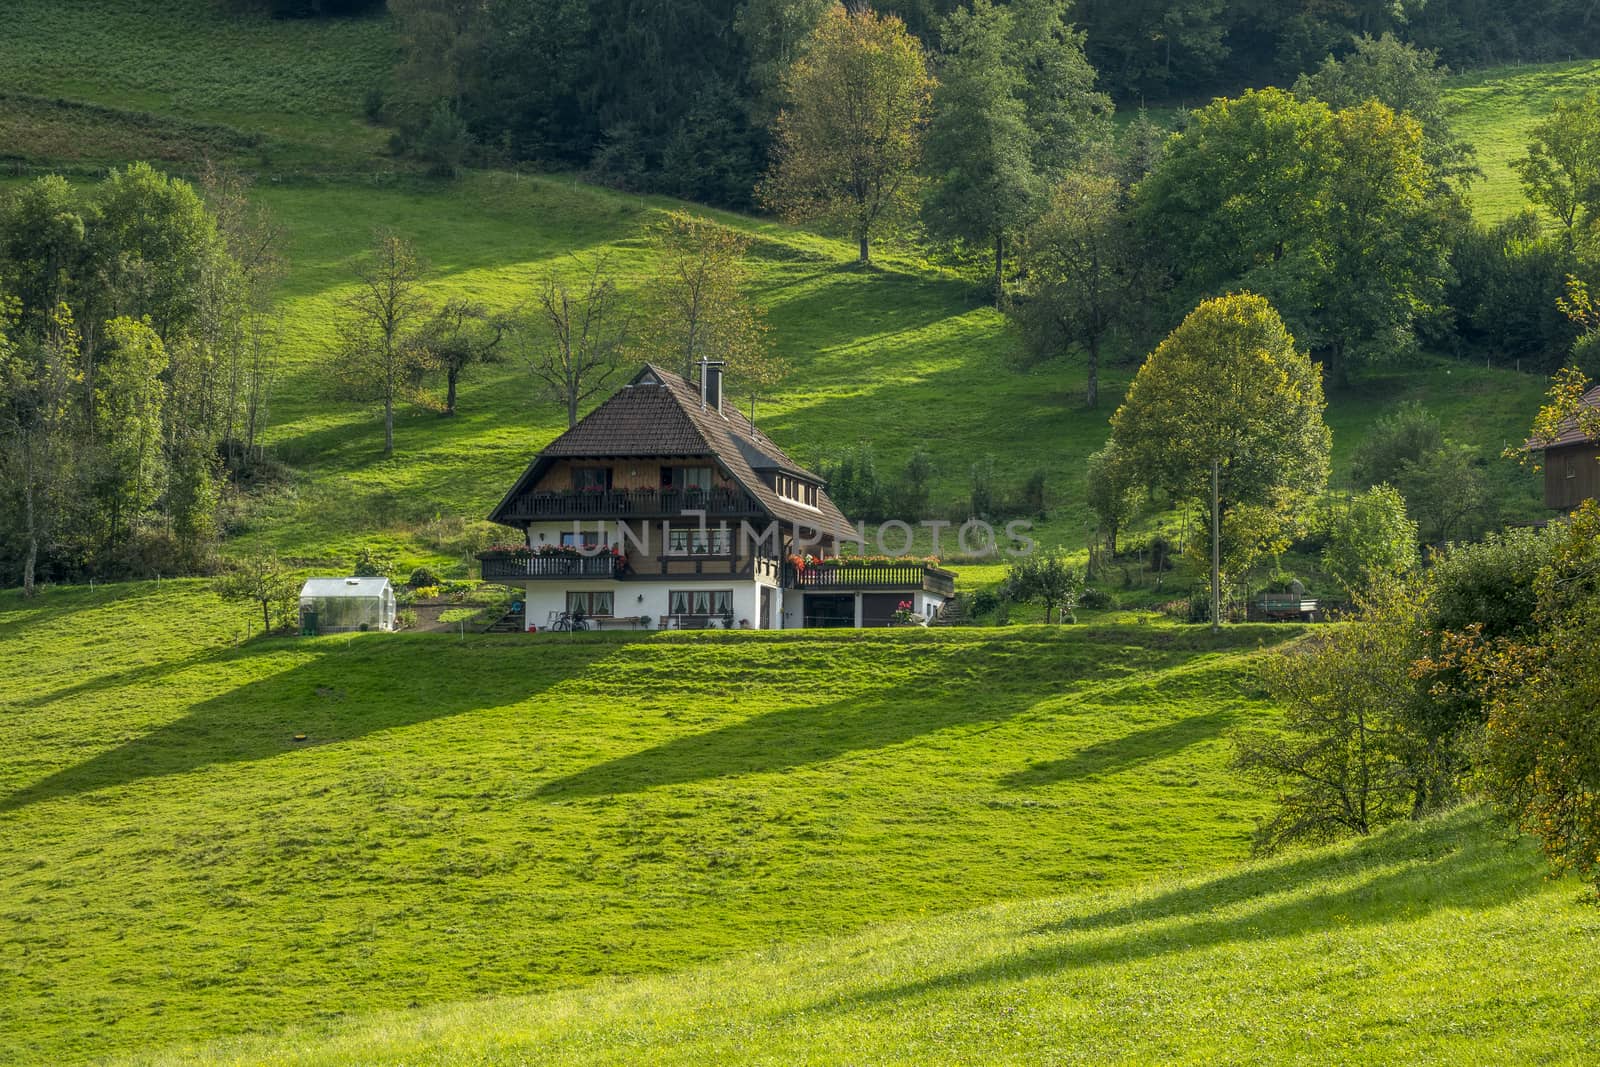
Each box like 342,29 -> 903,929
0,0 -> 1559,576
0,581 -> 1296,1064
123,807 -> 1599,1066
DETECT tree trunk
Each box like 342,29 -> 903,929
1210,460 -> 1221,635
1086,333 -> 1101,408
567,390 -> 579,428
993,232 -> 1005,308
383,394 -> 394,456
261,597 -> 272,635
858,231 -> 870,265
445,367 -> 459,416
22,466 -> 37,598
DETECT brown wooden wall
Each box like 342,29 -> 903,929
1545,444 -> 1600,511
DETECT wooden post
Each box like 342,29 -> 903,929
1211,459 -> 1221,635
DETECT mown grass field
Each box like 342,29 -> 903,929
2,580 -> 1295,1064
121,808 -> 1600,1066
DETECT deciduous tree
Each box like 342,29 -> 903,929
215,550 -> 298,635
636,213 -> 769,384
333,231 -> 429,456
1110,293 -> 1331,594
525,256 -> 631,428
1511,92 -> 1600,245
1011,169 -> 1143,406
1320,485 -> 1419,600
760,4 -> 934,264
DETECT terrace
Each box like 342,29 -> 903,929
787,559 -> 957,597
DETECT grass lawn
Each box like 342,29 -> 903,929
119,807 -> 1600,1066
1,580 -> 1300,1065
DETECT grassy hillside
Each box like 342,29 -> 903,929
0,581 -> 1297,1064
1444,59 -> 1600,221
122,808 -> 1599,1066
0,0 -> 392,172
0,0 -> 1560,579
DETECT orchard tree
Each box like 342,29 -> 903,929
760,4 -> 933,264
1011,169 -> 1143,406
1110,293 -> 1331,605
333,231 -> 429,456
215,550 -> 298,635
636,212 -> 769,383
1002,548 -> 1082,623
1511,92 -> 1600,244
409,299 -> 506,416
525,256 -> 631,427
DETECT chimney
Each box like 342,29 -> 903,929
700,358 -> 725,414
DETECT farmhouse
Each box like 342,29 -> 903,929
482,361 -> 954,630
1538,384 -> 1600,512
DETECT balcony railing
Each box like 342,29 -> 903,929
786,561 -> 956,596
479,552 -> 623,581
499,487 -> 764,521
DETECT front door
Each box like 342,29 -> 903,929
804,593 -> 855,629
759,586 -> 773,630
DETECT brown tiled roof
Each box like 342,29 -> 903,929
489,363 -> 856,537
1540,385 -> 1600,450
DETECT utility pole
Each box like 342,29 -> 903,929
1211,458 -> 1221,635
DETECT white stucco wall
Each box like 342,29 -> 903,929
518,577 -> 779,631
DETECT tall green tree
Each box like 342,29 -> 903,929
1136,88 -> 1449,386
760,4 -> 934,264
1111,293 -> 1331,592
923,0 -> 1036,300
1294,33 -> 1475,186
1010,169 -> 1144,406
94,317 -> 168,547
0,300 -> 81,595
1321,485 -> 1420,600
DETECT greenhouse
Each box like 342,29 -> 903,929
298,577 -> 396,635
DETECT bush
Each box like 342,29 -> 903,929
395,608 -> 419,631
1079,587 -> 1115,610
352,546 -> 395,578
968,588 -> 1001,617
1350,402 -> 1444,489
418,102 -> 472,178
407,565 -> 440,589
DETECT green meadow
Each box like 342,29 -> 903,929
1,4 -> 1598,1064
2,581 -> 1294,1063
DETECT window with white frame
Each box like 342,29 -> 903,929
566,591 -> 614,616
668,527 -> 729,554
669,589 -> 733,616
560,530 -> 602,548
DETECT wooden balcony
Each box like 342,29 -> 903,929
497,487 -> 764,522
787,561 -> 956,596
479,552 -> 623,581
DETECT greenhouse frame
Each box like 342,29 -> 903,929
298,577 -> 396,635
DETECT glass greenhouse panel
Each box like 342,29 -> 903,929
298,577 -> 396,635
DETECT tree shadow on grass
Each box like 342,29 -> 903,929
0,636 -> 620,815
534,651 -> 1147,800
811,808 -> 1545,1018
999,710 -> 1236,788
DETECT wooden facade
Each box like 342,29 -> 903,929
1544,443 -> 1600,511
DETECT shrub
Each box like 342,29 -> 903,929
1079,587 -> 1115,610
968,588 -> 1001,617
352,546 -> 395,578
395,608 -> 419,631
418,102 -> 472,178
407,565 -> 440,589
